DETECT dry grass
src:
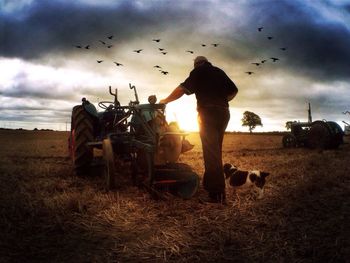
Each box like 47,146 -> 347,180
0,130 -> 349,262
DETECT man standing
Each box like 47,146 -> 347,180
160,56 -> 238,203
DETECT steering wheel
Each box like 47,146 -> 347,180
98,101 -> 115,110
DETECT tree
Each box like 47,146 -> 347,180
241,111 -> 262,133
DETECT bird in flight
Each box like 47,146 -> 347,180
251,63 -> 260,66
74,45 -> 82,48
133,49 -> 143,53
280,47 -> 287,51
161,52 -> 167,55
154,65 -> 161,68
342,111 -> 350,114
258,27 -> 263,32
97,60 -> 103,63
212,43 -> 219,47
245,71 -> 254,75
267,36 -> 273,40
160,71 -> 169,75
186,50 -> 194,54
201,44 -> 206,47
158,48 -> 165,51
153,39 -> 161,42
107,45 -> 113,48
85,45 -> 90,49
99,40 -> 106,45
114,62 -> 123,66
270,57 -> 279,62
261,60 -> 267,63
107,35 -> 113,39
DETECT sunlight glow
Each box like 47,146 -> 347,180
164,97 -> 199,132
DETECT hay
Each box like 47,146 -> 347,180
0,130 -> 349,262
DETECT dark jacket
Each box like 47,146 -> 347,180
180,62 -> 238,108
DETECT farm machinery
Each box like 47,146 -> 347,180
282,103 -> 344,149
342,121 -> 350,136
342,111 -> 350,136
68,84 -> 199,199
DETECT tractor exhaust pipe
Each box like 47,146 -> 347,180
129,83 -> 139,104
109,86 -> 120,107
308,102 -> 312,123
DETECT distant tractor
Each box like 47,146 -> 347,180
68,84 -> 199,199
282,103 -> 344,149
343,121 -> 350,136
342,111 -> 350,136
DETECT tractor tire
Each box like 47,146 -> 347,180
282,133 -> 297,148
70,105 -> 94,175
326,121 -> 344,149
308,121 -> 332,149
103,138 -> 117,190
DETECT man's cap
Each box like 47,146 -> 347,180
194,56 -> 208,67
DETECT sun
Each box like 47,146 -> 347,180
176,111 -> 199,132
164,99 -> 199,132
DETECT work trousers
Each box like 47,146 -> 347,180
198,106 -> 230,194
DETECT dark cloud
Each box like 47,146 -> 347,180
0,105 -> 53,111
238,1 -> 350,81
210,1 -> 350,84
3,0 -> 349,82
1,0 -> 349,130
0,70 -> 76,100
0,1 -> 201,60
344,4 -> 350,13
0,111 -> 69,122
0,105 -> 71,113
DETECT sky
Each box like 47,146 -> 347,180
1,0 -> 350,132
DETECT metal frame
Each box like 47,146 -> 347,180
84,84 -> 192,198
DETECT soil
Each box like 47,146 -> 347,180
0,130 -> 349,262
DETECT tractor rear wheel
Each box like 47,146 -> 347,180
327,121 -> 344,149
282,133 -> 297,148
70,105 -> 94,175
308,121 -> 331,149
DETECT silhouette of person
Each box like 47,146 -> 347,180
160,56 -> 238,203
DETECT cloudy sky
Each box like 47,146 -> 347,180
1,0 -> 350,131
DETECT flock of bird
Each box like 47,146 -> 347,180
74,35 -> 220,76
74,27 -> 286,76
245,27 -> 287,76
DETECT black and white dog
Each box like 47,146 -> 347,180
223,163 -> 270,199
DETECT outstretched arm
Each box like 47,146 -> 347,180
159,86 -> 185,104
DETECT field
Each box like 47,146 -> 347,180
0,130 -> 349,262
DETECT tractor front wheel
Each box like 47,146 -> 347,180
282,133 -> 297,148
103,138 -> 117,190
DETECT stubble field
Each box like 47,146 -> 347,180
0,130 -> 349,262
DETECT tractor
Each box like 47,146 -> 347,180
68,84 -> 199,199
282,103 -> 344,149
